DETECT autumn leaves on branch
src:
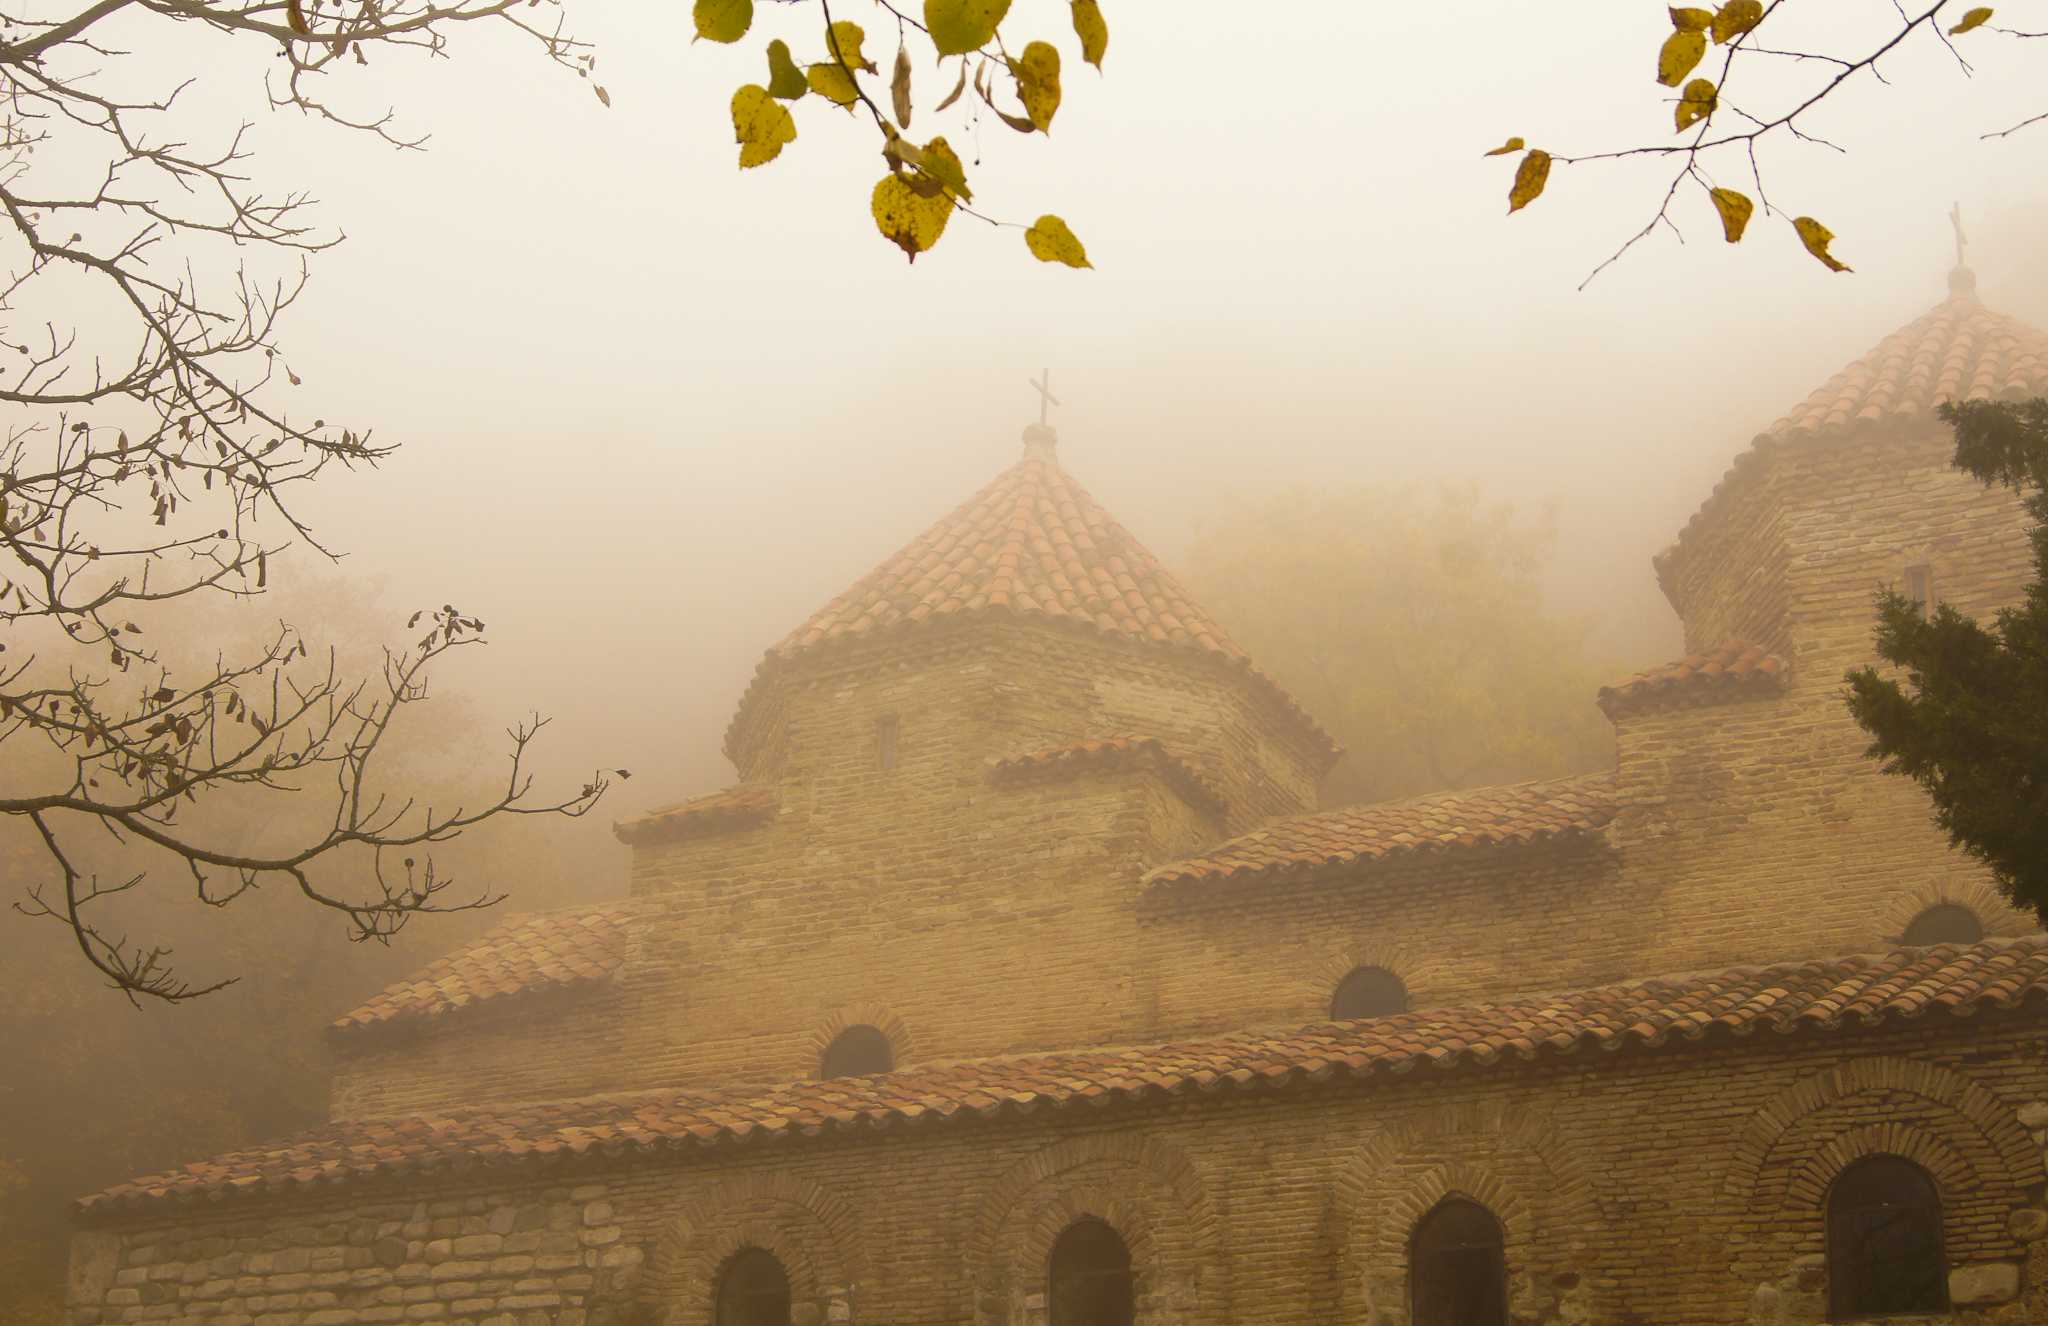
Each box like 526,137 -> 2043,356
700,0 -> 1096,266
1490,2 -> 2033,284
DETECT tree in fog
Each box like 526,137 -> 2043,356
0,0 -> 627,1001
1185,485 -> 1614,808
1848,397 -> 2048,923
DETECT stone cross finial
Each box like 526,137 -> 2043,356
1029,368 -> 1060,427
1948,203 -> 1978,299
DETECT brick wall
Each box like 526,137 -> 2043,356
77,1017 -> 2048,1326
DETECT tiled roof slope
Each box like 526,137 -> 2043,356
1664,277 -> 2048,581
330,904 -> 634,1033
613,785 -> 778,846
1767,277 -> 2048,437
988,736 -> 1227,820
723,444 -> 1340,767
1597,640 -> 1787,716
91,939 -> 2048,1214
1143,772 -> 1614,890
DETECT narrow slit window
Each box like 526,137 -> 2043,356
876,714 -> 900,772
1904,564 -> 1935,618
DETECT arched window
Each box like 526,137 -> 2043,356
1828,1156 -> 1947,1319
819,1024 -> 894,1078
1411,1198 -> 1506,1326
1331,965 -> 1408,1020
1903,903 -> 1983,947
1048,1217 -> 1134,1326
714,1248 -> 791,1326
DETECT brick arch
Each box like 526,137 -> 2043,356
1720,1056 -> 2044,1205
641,1172 -> 860,1326
1783,1121 -> 1980,1213
1881,877 -> 2037,942
1308,945 -> 1451,1017
969,1132 -> 1223,1326
804,1003 -> 915,1076
1333,1099 -> 1603,1322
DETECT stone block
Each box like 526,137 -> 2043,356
451,1235 -> 503,1258
2017,1102 -> 2048,1130
1951,1262 -> 2022,1305
2011,1208 -> 2048,1241
487,1207 -> 517,1236
580,1202 -> 613,1227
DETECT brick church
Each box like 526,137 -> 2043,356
65,264 -> 2048,1326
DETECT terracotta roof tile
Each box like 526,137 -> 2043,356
723,448 -> 1339,768
988,736 -> 1226,820
1597,640 -> 1787,716
1143,772 -> 1614,890
330,904 -> 634,1033
613,785 -> 778,846
1662,281 -> 2048,594
1769,281 -> 2048,439
93,939 -> 2048,1214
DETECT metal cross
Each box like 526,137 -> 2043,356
1028,368 -> 1060,427
1950,202 -> 1968,269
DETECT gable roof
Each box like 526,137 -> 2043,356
722,432 -> 1339,769
1142,772 -> 1615,892
988,735 -> 1227,821
89,938 -> 2048,1215
1597,640 -> 1787,717
330,903 -> 635,1035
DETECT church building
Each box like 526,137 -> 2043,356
64,264 -> 2048,1326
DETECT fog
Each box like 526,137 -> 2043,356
5,0 -> 2048,1307
221,0 -> 2048,847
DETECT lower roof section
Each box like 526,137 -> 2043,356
84,937 -> 2048,1218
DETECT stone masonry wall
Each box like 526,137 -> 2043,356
78,1017 -> 2048,1326
335,620 -> 1323,1122
1609,425 -> 2038,979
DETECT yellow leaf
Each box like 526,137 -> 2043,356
808,62 -> 859,106
1025,214 -> 1091,268
1070,0 -> 1108,68
1950,6 -> 1993,33
1507,148 -> 1551,214
1668,6 -> 1712,31
1483,136 -> 1525,157
1675,78 -> 1717,131
693,0 -> 751,43
1709,187 -> 1753,242
1658,29 -> 1707,86
731,84 -> 796,168
826,20 -> 875,72
1793,216 -> 1852,273
286,0 -> 309,37
766,39 -> 808,100
1009,41 -> 1061,132
872,173 -> 954,261
1711,0 -> 1763,43
892,43 -> 913,126
919,135 -> 972,201
926,0 -> 1011,56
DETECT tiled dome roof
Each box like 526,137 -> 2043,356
723,428 -> 1338,766
1766,270 -> 2048,438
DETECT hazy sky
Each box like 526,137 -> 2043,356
143,1 -> 2048,871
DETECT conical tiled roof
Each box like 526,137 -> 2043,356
723,428 -> 1338,765
1661,270 -> 2048,587
1766,270 -> 2048,437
